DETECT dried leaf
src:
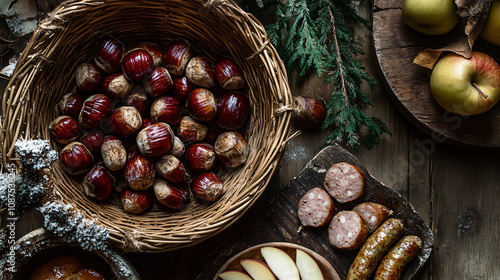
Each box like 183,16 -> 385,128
413,49 -> 443,70
414,0 -> 494,69
456,0 -> 494,49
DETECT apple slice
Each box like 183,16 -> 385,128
260,247 -> 300,280
218,270 -> 253,280
295,249 -> 324,280
240,259 -> 276,280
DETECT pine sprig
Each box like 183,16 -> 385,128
241,0 -> 391,149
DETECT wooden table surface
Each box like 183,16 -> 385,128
3,2 -> 500,280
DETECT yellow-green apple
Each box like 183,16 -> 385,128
430,51 -> 500,115
240,259 -> 276,280
402,0 -> 459,35
480,0 -> 500,46
295,249 -> 324,280
260,247 -> 300,280
218,270 -> 253,280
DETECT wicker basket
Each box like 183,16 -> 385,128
0,0 -> 292,252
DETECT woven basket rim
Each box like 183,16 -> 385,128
0,0 -> 293,253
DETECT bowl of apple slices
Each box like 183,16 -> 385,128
215,242 -> 341,280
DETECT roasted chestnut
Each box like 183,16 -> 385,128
94,36 -> 125,73
58,93 -> 84,118
101,136 -> 127,171
136,122 -> 174,157
109,106 -> 142,137
120,188 -> 153,214
156,155 -> 189,183
186,143 -> 215,173
121,48 -> 153,82
75,62 -> 103,92
153,179 -> 190,209
292,96 -> 327,131
143,67 -> 173,97
186,88 -> 217,122
214,131 -> 249,168
83,164 -> 115,200
80,129 -> 105,155
191,172 -> 223,202
100,73 -> 133,99
125,86 -> 149,117
150,96 -> 182,125
78,94 -> 112,129
177,115 -> 207,143
214,57 -> 245,90
216,91 -> 250,130
185,56 -> 215,88
172,75 -> 196,102
49,116 -> 81,144
60,142 -> 94,175
163,39 -> 193,76
124,152 -> 156,190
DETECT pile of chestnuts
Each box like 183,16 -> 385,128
51,36 -> 251,214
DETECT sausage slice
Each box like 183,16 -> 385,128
298,187 -> 335,227
324,162 -> 366,203
353,202 -> 392,233
328,211 -> 369,250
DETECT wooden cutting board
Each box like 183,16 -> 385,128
196,144 -> 433,280
373,0 -> 500,150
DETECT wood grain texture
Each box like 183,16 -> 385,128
196,144 -> 433,280
373,0 -> 500,149
430,145 -> 500,279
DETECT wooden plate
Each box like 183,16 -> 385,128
196,144 -> 433,280
214,242 -> 341,280
373,0 -> 500,150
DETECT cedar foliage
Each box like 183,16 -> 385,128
241,0 -> 391,148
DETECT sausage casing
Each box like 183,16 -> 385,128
347,218 -> 404,280
373,235 -> 422,280
353,202 -> 392,234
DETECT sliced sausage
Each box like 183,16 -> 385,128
298,187 -> 335,227
328,211 -> 369,250
353,202 -> 392,233
347,218 -> 404,280
374,235 -> 422,280
324,162 -> 366,203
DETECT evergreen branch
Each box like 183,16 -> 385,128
328,6 -> 349,110
243,0 -> 391,149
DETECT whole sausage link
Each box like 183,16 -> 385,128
347,218 -> 404,280
373,235 -> 423,280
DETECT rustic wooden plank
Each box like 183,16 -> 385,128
373,0 -> 500,149
431,145 -> 500,279
196,144 -> 433,280
406,128 -> 433,280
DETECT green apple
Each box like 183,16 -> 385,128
480,0 -> 500,46
430,51 -> 500,115
402,0 -> 459,35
